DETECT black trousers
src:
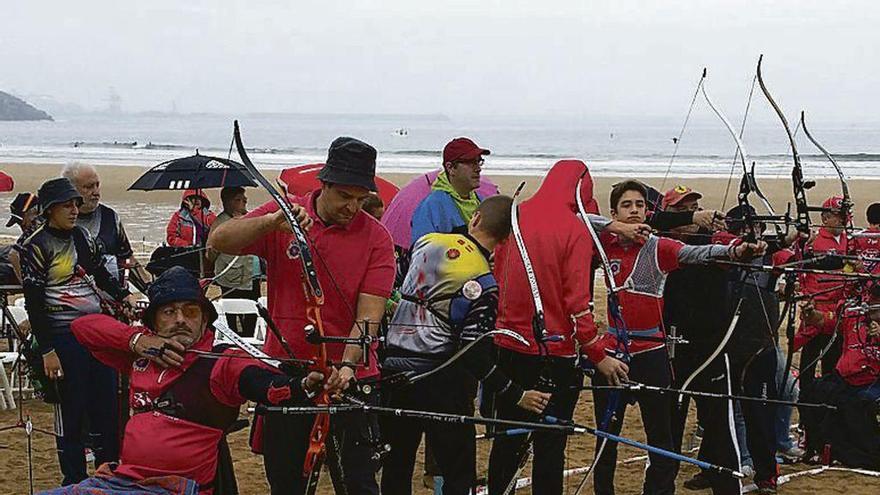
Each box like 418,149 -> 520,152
738,347 -> 779,485
262,386 -> 380,495
798,332 -> 842,392
221,280 -> 261,338
487,349 -> 581,495
592,348 -> 677,495
51,332 -> 120,486
381,365 -> 477,495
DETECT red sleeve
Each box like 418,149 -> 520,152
564,230 -> 598,347
657,237 -> 685,273
165,211 -> 188,247
772,248 -> 796,267
241,200 -> 281,260
360,224 -> 396,298
209,348 -> 275,407
71,314 -> 141,372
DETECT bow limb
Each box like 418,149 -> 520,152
800,111 -> 851,213
756,56 -> 813,398
232,121 -> 332,492
701,75 -> 776,218
757,55 -> 811,237
573,169 -> 632,494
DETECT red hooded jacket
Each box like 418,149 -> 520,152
166,189 -> 217,247
493,160 -> 603,361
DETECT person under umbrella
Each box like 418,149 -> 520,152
166,189 -> 217,248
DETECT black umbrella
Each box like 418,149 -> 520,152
128,153 -> 258,191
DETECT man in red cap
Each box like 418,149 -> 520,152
795,196 -> 853,392
410,137 -> 491,245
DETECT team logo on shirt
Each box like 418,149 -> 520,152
287,240 -> 301,259
609,259 -> 622,276
446,248 -> 461,260
462,280 -> 483,300
133,357 -> 149,372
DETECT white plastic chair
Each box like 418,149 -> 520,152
0,352 -> 18,409
218,299 -> 264,345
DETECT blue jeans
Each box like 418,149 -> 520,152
733,402 -> 753,468
774,348 -> 798,450
51,332 -> 119,485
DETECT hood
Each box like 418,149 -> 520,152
528,160 -> 598,214
181,188 -> 211,209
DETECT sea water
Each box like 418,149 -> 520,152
1,112 -> 879,179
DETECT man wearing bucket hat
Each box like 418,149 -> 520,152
40,266 -> 335,495
19,177 -> 139,485
210,136 -> 395,493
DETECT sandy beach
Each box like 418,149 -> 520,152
0,161 -> 878,494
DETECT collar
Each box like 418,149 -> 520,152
463,232 -> 492,261
818,227 -> 843,243
45,224 -> 73,239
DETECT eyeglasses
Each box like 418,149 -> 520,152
159,302 -> 203,319
455,158 -> 484,167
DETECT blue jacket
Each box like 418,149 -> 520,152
410,190 -> 483,246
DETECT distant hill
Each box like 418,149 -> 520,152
0,91 -> 53,121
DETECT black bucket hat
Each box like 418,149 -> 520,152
7,192 -> 38,227
142,266 -> 218,331
317,137 -> 377,191
37,178 -> 82,213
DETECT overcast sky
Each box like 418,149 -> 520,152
2,1 -> 878,121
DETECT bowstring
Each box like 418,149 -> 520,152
657,71 -> 706,196
720,74 -> 758,212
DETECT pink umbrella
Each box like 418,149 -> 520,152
381,169 -> 499,248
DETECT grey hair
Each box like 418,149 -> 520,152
60,162 -> 98,181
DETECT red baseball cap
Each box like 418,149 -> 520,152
822,196 -> 851,220
443,137 -> 490,164
662,185 -> 702,209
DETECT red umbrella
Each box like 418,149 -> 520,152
0,172 -> 14,192
276,164 -> 399,205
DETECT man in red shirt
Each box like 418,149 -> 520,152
209,137 -> 395,494
591,180 -> 764,495
799,283 -> 880,466
44,266 -> 332,495
854,203 -> 880,272
796,196 -> 851,392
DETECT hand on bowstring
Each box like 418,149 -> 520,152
868,320 -> 880,339
693,209 -> 726,231
518,389 -> 553,414
269,203 -> 314,234
321,366 -> 349,401
784,229 -> 813,248
799,300 -> 825,327
610,221 -> 651,244
302,370 -> 328,396
121,294 -> 141,321
596,356 -> 630,386
133,334 -> 186,368
730,240 -> 767,261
